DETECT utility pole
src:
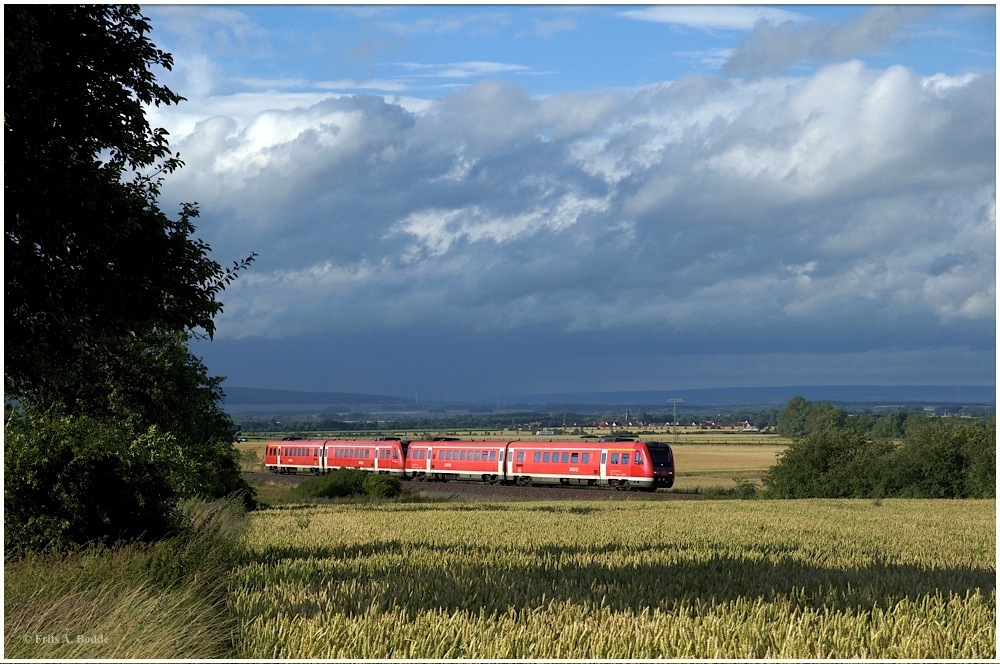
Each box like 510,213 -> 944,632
668,398 -> 684,444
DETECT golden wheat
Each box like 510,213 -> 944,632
231,499 -> 995,658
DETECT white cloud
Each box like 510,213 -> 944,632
155,61 -> 994,351
398,61 -> 532,80
725,6 -> 932,75
619,6 -> 808,32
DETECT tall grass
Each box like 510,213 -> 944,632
4,496 -> 248,659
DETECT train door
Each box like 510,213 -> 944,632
374,445 -> 381,473
599,448 -> 609,485
426,446 -> 433,475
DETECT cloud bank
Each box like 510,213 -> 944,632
158,62 -> 994,357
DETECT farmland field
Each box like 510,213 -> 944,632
232,498 -> 995,659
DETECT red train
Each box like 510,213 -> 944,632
264,437 -> 674,491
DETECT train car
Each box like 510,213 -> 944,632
406,439 -> 507,483
324,439 -> 406,476
505,439 -> 674,490
263,439 -> 326,474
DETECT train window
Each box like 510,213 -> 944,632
543,452 -> 550,463
635,452 -> 643,464
534,452 -> 541,462
582,453 -> 590,464
517,451 -> 525,462
499,451 -> 504,461
393,449 -> 399,459
490,451 -> 497,461
622,453 -> 630,465
571,452 -> 579,463
561,452 -> 569,463
461,451 -> 467,461
601,452 -> 606,464
473,451 -> 480,461
611,453 -> 620,464
365,450 -> 370,458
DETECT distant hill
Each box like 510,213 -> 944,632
222,387 -> 410,405
512,385 -> 996,407
222,387 -> 409,409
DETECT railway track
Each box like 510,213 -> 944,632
245,471 -> 699,501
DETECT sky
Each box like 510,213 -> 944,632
142,4 -> 997,399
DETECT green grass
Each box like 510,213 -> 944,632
230,498 -> 995,659
4,497 -> 248,659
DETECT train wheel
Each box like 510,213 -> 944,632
516,476 -> 532,487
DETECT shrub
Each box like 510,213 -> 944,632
4,410 -> 197,554
763,413 -> 996,499
293,468 -> 366,499
363,473 -> 403,498
292,469 -> 403,500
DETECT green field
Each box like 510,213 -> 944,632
232,498 -> 995,659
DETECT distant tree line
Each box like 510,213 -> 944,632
233,408 -> 788,434
764,397 -> 995,499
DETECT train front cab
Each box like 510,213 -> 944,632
644,441 -> 675,488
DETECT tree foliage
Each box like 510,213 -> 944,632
765,398 -> 995,499
5,5 -> 255,553
5,4 -> 253,405
4,411 -> 194,552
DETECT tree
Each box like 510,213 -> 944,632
5,5 -> 253,405
5,5 -> 255,552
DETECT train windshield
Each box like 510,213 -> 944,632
648,445 -> 674,468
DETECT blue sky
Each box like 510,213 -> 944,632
142,4 -> 996,398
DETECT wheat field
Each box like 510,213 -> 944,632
231,498 -> 995,659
